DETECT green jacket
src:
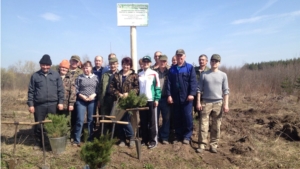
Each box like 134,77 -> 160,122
98,70 -> 119,105
195,66 -> 210,82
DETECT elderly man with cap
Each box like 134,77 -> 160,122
27,54 -> 64,149
66,55 -> 83,142
196,54 -> 229,154
97,57 -> 119,133
57,60 -> 76,117
167,49 -> 197,145
139,55 -> 161,149
154,54 -> 170,145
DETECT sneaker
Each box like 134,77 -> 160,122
210,147 -> 217,153
118,141 -> 126,147
196,148 -> 204,153
183,139 -> 189,145
162,140 -> 169,145
129,140 -> 136,148
148,142 -> 157,149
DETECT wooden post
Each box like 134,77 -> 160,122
130,26 -> 137,72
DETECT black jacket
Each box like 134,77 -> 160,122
27,69 -> 64,106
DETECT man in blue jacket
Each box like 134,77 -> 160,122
167,49 -> 197,144
27,54 -> 64,149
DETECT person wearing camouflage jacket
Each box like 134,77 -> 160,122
66,55 -> 83,141
57,60 -> 76,116
109,57 -> 139,148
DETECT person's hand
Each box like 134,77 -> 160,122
57,104 -> 63,110
88,94 -> 96,101
186,95 -> 194,101
167,96 -> 173,104
69,106 -> 74,111
154,101 -> 159,107
28,106 -> 35,114
119,93 -> 124,98
223,105 -> 229,113
97,101 -> 101,108
123,93 -> 128,98
196,102 -> 202,111
80,94 -> 89,101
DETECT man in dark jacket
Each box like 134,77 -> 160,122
27,54 -> 64,149
167,49 -> 197,145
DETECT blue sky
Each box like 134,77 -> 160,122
2,0 -> 300,69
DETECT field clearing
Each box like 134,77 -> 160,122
1,90 -> 300,169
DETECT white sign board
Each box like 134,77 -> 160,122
117,3 -> 148,26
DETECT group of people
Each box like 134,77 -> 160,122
27,49 -> 229,153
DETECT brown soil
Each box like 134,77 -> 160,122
1,93 -> 300,169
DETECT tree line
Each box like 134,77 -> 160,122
1,58 -> 300,99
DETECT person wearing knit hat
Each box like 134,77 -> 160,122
27,54 -> 64,150
60,60 -> 70,69
39,54 -> 52,65
57,60 -> 76,117
39,54 -> 52,74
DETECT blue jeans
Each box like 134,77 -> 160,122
117,112 -> 134,141
74,99 -> 96,144
157,98 -> 170,141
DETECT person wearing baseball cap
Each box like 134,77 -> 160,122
66,55 -> 83,142
196,54 -> 229,154
97,57 -> 119,134
167,49 -> 198,145
154,54 -> 171,145
27,54 -> 64,150
139,55 -> 161,149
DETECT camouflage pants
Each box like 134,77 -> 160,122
199,101 -> 223,149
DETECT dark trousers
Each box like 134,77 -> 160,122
117,112 -> 134,141
33,104 -> 57,144
100,95 -> 115,134
139,101 -> 158,144
173,101 -> 193,141
70,105 -> 77,139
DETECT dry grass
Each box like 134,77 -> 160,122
1,59 -> 300,168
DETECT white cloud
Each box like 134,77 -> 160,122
280,10 -> 300,17
40,12 -> 61,22
17,15 -> 30,23
231,16 -> 267,25
252,0 -> 279,16
231,10 -> 300,25
230,28 -> 278,36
